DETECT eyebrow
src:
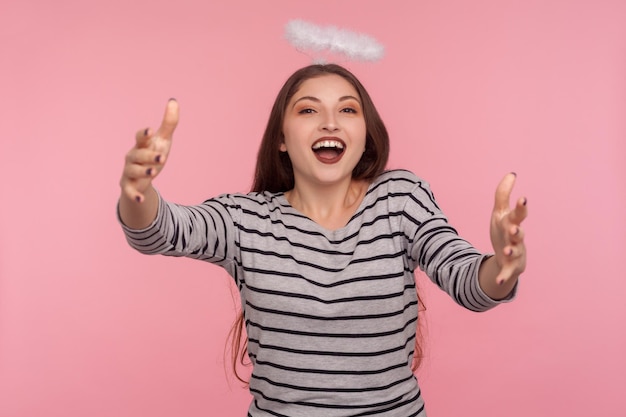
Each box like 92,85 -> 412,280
291,95 -> 361,108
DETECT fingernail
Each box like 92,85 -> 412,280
523,197 -> 527,206
135,196 -> 141,203
155,155 -> 162,163
514,227 -> 520,235
168,97 -> 177,102
146,168 -> 153,176
498,279 -> 504,286
510,172 -> 517,177
144,128 -> 149,136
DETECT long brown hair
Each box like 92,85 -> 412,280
229,64 -> 424,383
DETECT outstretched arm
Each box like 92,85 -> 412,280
119,99 -> 179,229
479,172 -> 528,300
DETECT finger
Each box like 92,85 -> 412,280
120,177 -> 141,201
503,242 -> 525,260
121,181 -> 145,203
496,248 -> 526,284
495,256 -> 525,285
156,99 -> 179,139
508,225 -> 525,244
508,196 -> 528,225
495,265 -> 517,285
494,172 -> 517,213
135,127 -> 152,148
125,148 -> 166,166
123,163 -> 158,180
497,241 -> 526,282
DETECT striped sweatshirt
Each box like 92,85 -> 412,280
120,169 -> 514,417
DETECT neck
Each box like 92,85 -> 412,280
286,178 -> 368,230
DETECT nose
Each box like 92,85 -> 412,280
319,112 -> 339,132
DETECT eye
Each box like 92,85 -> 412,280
298,108 -> 316,114
341,107 -> 358,114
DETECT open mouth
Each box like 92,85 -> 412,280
312,139 -> 345,163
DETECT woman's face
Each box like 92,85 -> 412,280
281,74 -> 367,189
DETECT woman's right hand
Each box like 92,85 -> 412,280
120,99 -> 180,203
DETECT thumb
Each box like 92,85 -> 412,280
156,98 -> 179,139
494,172 -> 516,213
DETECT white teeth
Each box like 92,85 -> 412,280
312,140 -> 344,150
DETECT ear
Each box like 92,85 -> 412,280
279,142 -> 287,152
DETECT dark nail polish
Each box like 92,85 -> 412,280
168,97 -> 177,102
523,197 -> 527,206
511,172 -> 517,177
155,155 -> 161,163
146,168 -> 153,176
135,196 -> 141,203
144,128 -> 149,136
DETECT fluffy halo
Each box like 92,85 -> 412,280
284,19 -> 385,62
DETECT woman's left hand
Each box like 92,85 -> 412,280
490,172 -> 528,285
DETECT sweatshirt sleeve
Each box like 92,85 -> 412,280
117,191 -> 238,270
401,175 -> 516,311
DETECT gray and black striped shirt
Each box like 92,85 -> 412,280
120,169 -> 514,417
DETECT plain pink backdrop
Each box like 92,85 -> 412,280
1,1 -> 624,416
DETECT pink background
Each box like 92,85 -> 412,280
1,1 -> 624,416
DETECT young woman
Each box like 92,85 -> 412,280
118,64 -> 527,417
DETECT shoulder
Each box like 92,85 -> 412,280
206,190 -> 283,207
369,169 -> 432,194
368,169 -> 441,215
203,191 -> 287,218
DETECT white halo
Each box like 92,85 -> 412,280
284,19 -> 385,62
